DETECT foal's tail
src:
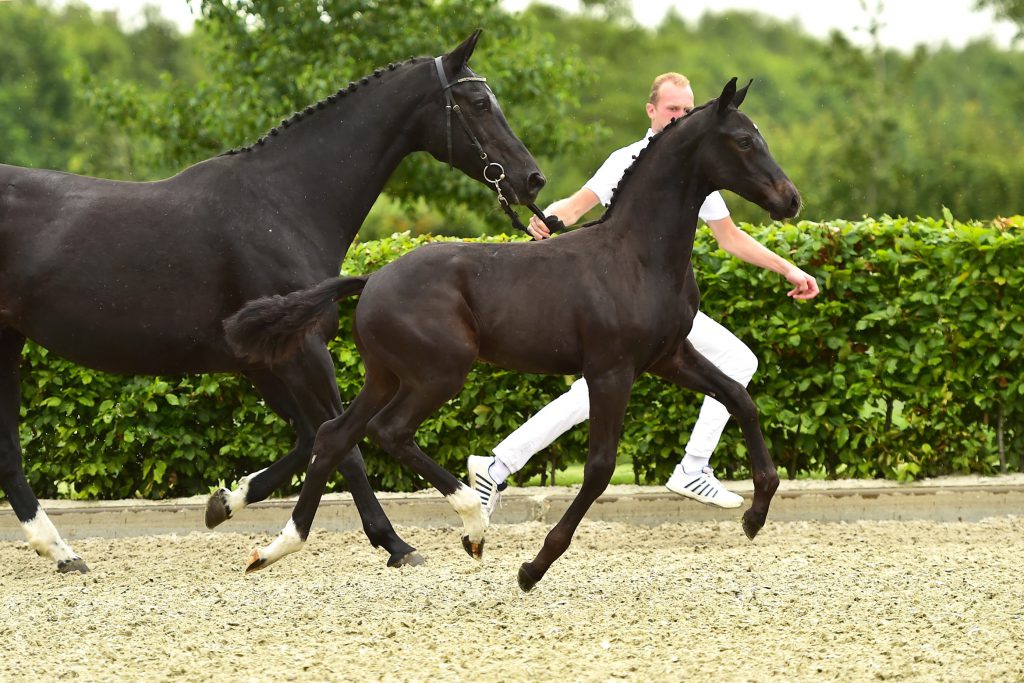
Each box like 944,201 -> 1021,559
224,276 -> 368,366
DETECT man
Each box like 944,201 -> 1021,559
468,73 -> 819,515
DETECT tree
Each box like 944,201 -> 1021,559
86,0 -> 593,218
976,0 -> 1024,38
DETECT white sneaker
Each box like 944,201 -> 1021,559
665,466 -> 743,509
467,455 -> 506,518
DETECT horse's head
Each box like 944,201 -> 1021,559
421,30 -> 546,205
696,78 -> 800,221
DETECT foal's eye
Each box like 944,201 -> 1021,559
736,136 -> 754,150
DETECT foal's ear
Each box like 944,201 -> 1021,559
444,29 -> 483,73
717,77 -> 739,116
733,79 -> 753,108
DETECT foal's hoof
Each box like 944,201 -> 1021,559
741,509 -> 766,540
388,550 -> 426,568
57,557 -> 90,574
517,563 -> 540,593
205,489 -> 232,529
461,535 -> 485,560
245,550 -> 269,574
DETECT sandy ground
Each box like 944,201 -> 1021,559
2,516 -> 1023,683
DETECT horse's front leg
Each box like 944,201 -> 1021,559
1,329 -> 88,573
649,340 -> 779,540
208,340 -> 421,569
517,370 -> 633,592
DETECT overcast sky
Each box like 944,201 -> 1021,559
68,0 -> 1019,51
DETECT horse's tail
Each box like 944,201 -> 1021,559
223,276 -> 368,366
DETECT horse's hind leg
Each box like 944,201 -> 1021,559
364,379 -> 490,560
517,370 -> 633,592
246,376 -> 394,572
649,340 -> 779,540
207,339 -> 420,568
0,329 -> 87,573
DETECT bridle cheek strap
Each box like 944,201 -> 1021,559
433,56 -> 550,237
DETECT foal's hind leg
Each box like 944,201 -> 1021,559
649,340 -> 779,540
364,380 -> 490,560
206,339 -> 420,567
0,329 -> 87,573
517,370 -> 633,592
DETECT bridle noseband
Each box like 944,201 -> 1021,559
433,56 -> 547,235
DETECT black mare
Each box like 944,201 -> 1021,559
224,78 -> 801,589
0,31 -> 544,573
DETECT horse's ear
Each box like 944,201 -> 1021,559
717,77 -> 738,116
733,79 -> 753,108
444,29 -> 483,73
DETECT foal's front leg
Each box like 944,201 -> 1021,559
517,370 -> 633,592
649,340 -> 779,539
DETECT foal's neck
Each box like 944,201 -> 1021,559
607,121 -> 712,268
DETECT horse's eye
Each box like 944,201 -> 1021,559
473,98 -> 491,112
737,136 -> 754,150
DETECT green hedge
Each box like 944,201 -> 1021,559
13,215 -> 1024,500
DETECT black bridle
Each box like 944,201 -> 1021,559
433,56 -> 549,236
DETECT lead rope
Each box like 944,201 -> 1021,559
434,56 -> 555,239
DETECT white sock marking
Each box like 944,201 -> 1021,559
23,509 -> 79,565
446,484 -> 488,542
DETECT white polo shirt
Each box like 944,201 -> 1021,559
584,129 -> 730,222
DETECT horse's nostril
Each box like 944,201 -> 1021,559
527,172 -> 546,194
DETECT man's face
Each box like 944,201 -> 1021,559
645,82 -> 695,133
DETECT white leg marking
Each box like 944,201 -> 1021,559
447,484 -> 488,542
258,518 -> 305,567
23,509 -> 80,565
226,467 -> 267,516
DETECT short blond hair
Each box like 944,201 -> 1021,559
648,73 -> 690,105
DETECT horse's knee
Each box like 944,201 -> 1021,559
0,448 -> 24,484
584,454 -> 616,483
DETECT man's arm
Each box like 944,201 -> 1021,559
527,188 -> 601,240
706,216 -> 819,300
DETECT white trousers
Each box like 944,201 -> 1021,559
492,311 -> 758,473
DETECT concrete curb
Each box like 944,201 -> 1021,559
2,480 -> 1022,540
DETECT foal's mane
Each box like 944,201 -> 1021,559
219,57 -> 435,157
583,98 -> 716,228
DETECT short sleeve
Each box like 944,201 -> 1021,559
698,191 -> 730,222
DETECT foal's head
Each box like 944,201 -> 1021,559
690,78 -> 801,221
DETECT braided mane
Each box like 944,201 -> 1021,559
219,57 -> 431,156
582,98 -> 715,227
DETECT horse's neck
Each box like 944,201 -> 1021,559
610,132 -> 709,269
238,65 -> 429,261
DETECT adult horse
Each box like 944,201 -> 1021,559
224,78 -> 800,590
0,30 -> 544,573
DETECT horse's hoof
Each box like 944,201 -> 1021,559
742,510 -> 765,540
205,489 -> 232,529
461,535 -> 485,560
388,550 -> 426,568
245,549 -> 268,574
517,564 -> 540,593
57,557 -> 90,574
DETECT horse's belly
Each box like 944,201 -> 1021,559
18,307 -> 233,375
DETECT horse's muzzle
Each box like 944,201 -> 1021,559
769,181 -> 801,221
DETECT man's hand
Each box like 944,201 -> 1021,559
784,266 -> 819,300
527,214 -> 565,240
